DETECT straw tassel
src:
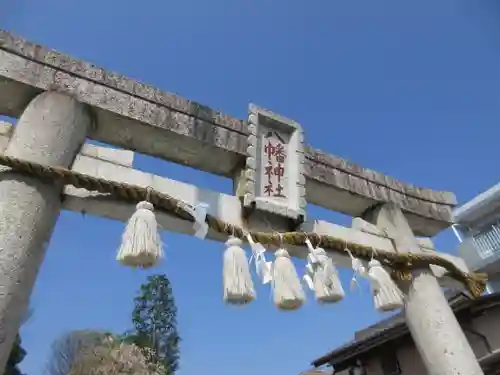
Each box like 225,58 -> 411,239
272,248 -> 305,311
223,236 -> 256,305
116,199 -> 163,268
367,258 -> 404,312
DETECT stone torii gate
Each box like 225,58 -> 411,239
0,29 -> 486,375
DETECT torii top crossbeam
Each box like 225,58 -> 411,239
0,29 -> 455,237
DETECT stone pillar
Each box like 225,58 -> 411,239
0,92 -> 92,371
363,203 -> 484,375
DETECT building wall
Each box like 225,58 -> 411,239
472,305 -> 500,355
358,305 -> 500,375
395,341 -> 427,375
456,221 -> 500,287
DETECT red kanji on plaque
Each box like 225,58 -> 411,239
274,163 -> 285,183
264,164 -> 274,183
274,184 -> 285,198
264,141 -> 276,162
261,133 -> 288,199
264,183 -> 274,197
275,143 -> 286,163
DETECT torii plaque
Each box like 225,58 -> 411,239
242,104 -> 306,223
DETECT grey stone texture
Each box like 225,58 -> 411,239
0,92 -> 91,371
0,29 -> 456,236
364,203 -> 484,375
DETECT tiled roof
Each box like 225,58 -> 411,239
311,291 -> 500,372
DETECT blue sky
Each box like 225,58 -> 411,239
2,1 -> 500,374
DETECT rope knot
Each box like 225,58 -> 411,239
312,247 -> 327,261
226,236 -> 242,247
369,259 -> 382,268
136,201 -> 154,211
275,249 -> 290,259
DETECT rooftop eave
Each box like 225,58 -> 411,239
311,293 -> 500,370
454,182 -> 500,225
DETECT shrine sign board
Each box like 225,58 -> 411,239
243,104 -> 306,221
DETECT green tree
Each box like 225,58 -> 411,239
4,334 -> 26,375
127,275 -> 180,375
4,308 -> 32,375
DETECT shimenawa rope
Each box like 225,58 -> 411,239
0,154 -> 487,298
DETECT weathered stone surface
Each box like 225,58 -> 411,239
0,29 -> 456,236
0,30 -> 247,135
0,92 -> 91,371
0,50 -> 246,175
304,145 -> 456,205
363,204 -> 484,375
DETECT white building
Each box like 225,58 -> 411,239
453,183 -> 500,293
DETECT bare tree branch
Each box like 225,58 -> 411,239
45,330 -> 164,375
69,338 -> 165,375
44,330 -> 110,375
